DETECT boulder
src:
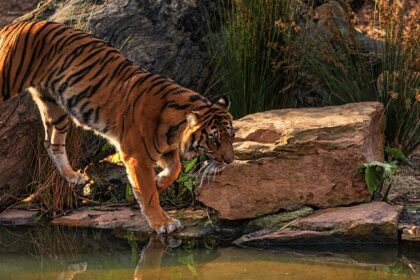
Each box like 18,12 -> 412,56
0,94 -> 40,207
19,0 -> 223,92
235,202 -> 400,246
197,102 -> 385,220
0,0 -> 39,27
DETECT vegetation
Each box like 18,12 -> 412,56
274,0 -> 419,154
207,0 -> 296,118
357,147 -> 412,193
209,0 -> 418,153
160,158 -> 199,209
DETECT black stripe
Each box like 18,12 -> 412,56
55,123 -> 69,132
40,94 -> 57,104
78,47 -> 104,66
3,23 -> 26,99
57,33 -> 92,52
28,25 -> 68,84
168,103 -> 190,110
51,114 -> 67,125
12,22 -> 37,89
66,75 -> 107,108
142,136 -> 156,162
193,104 -> 211,111
20,22 -> 52,88
108,60 -> 130,84
89,55 -> 118,80
94,107 -> 100,123
150,79 -> 169,95
82,108 -> 94,123
66,61 -> 98,86
161,87 -> 187,99
58,82 -> 68,95
60,41 -> 105,73
165,120 -> 186,145
152,135 -> 161,154
127,73 -> 154,97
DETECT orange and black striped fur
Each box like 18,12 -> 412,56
0,20 -> 234,234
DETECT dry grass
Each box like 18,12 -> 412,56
29,125 -> 87,215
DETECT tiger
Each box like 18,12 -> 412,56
0,20 -> 235,234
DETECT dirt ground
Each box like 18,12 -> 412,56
0,0 -> 39,27
381,149 -> 420,226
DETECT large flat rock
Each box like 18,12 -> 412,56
52,207 -> 213,239
197,102 -> 385,220
0,209 -> 39,225
235,202 -> 400,246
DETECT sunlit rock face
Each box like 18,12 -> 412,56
197,102 -> 385,220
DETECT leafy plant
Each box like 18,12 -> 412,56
357,160 -> 398,193
384,146 -> 413,166
160,157 -> 199,209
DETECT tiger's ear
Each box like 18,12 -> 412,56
186,112 -> 200,128
214,95 -> 231,110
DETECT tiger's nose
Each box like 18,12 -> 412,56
222,155 -> 234,164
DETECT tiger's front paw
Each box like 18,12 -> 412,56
154,218 -> 182,234
63,171 -> 86,185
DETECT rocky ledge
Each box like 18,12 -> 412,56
234,202 -> 401,247
1,201 -> 410,246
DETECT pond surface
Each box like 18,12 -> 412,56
0,226 -> 419,280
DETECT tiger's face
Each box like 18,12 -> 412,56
182,96 -> 235,166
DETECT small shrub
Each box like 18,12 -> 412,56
160,158 -> 199,209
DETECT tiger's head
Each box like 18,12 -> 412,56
181,96 -> 235,167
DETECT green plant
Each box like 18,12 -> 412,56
207,0 -> 296,118
160,157 -> 199,209
357,147 -> 413,193
384,146 -> 413,166
357,160 -> 398,193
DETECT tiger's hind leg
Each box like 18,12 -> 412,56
30,88 -> 86,185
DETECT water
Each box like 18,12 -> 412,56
0,226 -> 419,280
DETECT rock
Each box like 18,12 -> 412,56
52,207 -> 213,239
244,206 -> 314,233
0,0 -> 39,27
0,94 -> 40,208
197,102 -> 385,220
234,202 -> 400,247
19,0 -> 223,92
314,0 -> 367,12
401,226 -> 420,242
0,209 -> 39,225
